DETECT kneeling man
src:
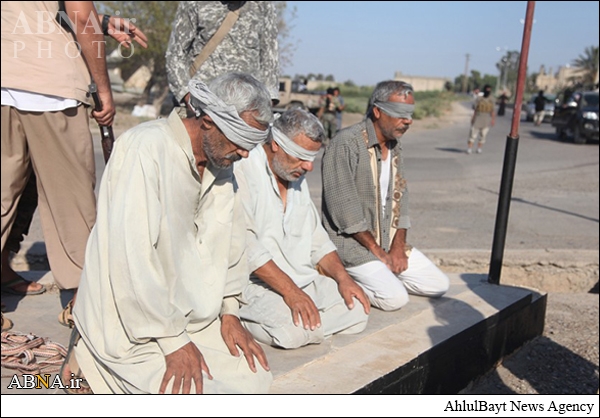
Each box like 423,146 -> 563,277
71,73 -> 274,394
235,109 -> 370,349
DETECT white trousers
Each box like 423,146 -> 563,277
346,248 -> 449,311
240,275 -> 369,349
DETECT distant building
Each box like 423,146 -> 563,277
536,64 -> 600,92
393,71 -> 450,92
535,65 -> 581,92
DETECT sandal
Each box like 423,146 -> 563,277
1,330 -> 67,375
1,313 -> 13,332
59,328 -> 93,394
1,275 -> 46,296
58,299 -> 75,328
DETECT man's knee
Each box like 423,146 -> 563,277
429,274 -> 450,297
269,324 -> 325,350
243,318 -> 325,349
374,290 -> 409,312
341,307 -> 369,335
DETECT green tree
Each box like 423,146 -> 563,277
274,1 -> 298,73
570,45 -> 599,89
470,70 -> 483,91
495,50 -> 520,95
98,1 -> 179,106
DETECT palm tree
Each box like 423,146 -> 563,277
570,46 -> 599,89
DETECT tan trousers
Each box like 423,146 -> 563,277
1,105 -> 96,289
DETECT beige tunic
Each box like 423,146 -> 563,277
73,111 -> 271,393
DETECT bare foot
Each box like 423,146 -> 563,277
61,330 -> 93,394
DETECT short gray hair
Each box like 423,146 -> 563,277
271,108 -> 325,144
366,80 -> 414,118
204,72 -> 274,125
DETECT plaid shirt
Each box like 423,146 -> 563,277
321,118 -> 411,268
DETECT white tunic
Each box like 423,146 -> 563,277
73,111 -> 258,393
234,145 -> 336,288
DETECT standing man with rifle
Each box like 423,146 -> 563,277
1,1 -> 118,328
165,1 -> 280,114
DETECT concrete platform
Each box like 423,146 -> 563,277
1,270 -> 546,394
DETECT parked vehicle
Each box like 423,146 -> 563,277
274,77 -> 323,115
551,90 -> 599,144
522,93 -> 555,122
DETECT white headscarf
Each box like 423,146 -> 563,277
188,80 -> 269,151
271,127 -> 320,162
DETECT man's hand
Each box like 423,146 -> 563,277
251,261 -> 321,331
372,246 -> 394,271
220,314 -> 270,373
387,246 -> 409,275
283,288 -> 321,331
159,341 -> 211,394
91,89 -> 115,126
104,15 -> 148,48
337,279 -> 371,315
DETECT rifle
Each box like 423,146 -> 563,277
89,82 -> 115,163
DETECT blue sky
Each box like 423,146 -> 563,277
283,1 -> 599,86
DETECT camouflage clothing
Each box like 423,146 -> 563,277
166,1 -> 280,103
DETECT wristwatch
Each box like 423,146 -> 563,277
102,14 -> 111,36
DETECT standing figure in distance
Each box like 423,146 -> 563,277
332,87 -> 346,131
497,91 -> 509,117
317,87 -> 340,142
467,84 -> 496,154
533,90 -> 548,126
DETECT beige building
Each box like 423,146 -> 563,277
393,71 -> 450,92
535,64 -> 599,93
535,65 -> 582,92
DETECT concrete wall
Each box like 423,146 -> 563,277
394,71 -> 450,92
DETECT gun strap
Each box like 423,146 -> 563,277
188,10 -> 240,77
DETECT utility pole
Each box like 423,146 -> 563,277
462,53 -> 470,93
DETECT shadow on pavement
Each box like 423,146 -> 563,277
435,147 -> 468,154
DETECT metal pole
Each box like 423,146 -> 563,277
488,1 -> 535,285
